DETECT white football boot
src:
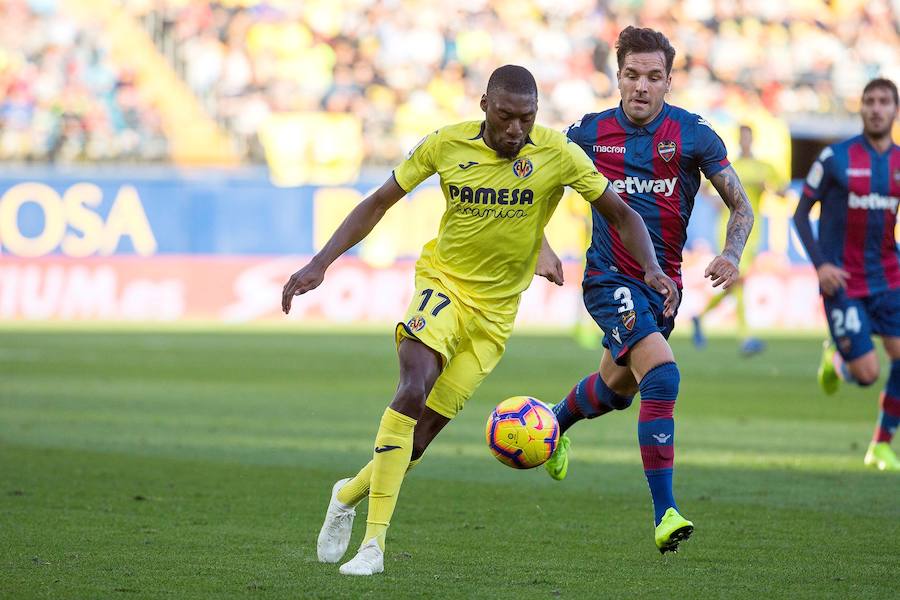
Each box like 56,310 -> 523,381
339,538 -> 384,576
316,478 -> 355,563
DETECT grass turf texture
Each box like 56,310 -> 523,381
2,331 -> 898,599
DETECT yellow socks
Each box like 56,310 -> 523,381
336,457 -> 423,507
363,408 -> 416,550
336,461 -> 373,506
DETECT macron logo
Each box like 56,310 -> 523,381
848,193 -> 899,213
652,433 -> 671,444
594,145 -> 626,154
612,177 -> 677,197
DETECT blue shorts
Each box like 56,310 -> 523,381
583,272 -> 678,366
823,288 -> 900,361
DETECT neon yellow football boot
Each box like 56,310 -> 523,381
817,341 -> 840,395
544,434 -> 570,481
863,442 -> 900,471
654,508 -> 694,554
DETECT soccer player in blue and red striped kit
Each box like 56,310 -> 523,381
540,27 -> 755,553
793,78 -> 900,472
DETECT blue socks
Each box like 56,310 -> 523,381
637,362 -> 680,525
553,372 -> 634,434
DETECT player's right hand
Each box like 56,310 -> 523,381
535,248 -> 564,286
644,267 -> 680,317
282,263 -> 326,314
817,263 -> 849,296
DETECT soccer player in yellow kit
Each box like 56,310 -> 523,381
692,125 -> 783,355
282,65 -> 678,576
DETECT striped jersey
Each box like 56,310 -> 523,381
802,135 -> 900,298
566,103 -> 730,286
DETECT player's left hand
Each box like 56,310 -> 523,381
704,255 -> 739,289
535,245 -> 564,286
644,267 -> 680,317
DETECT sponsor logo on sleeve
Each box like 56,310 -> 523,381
806,161 -> 824,188
406,135 -> 429,159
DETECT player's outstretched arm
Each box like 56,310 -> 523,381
708,165 -> 754,289
282,176 -> 407,313
591,187 -> 680,317
535,235 -> 564,286
793,193 -> 848,296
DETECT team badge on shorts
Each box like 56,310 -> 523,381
838,336 -> 852,354
622,310 -> 636,331
657,141 -> 677,162
407,315 -> 427,333
512,158 -> 534,178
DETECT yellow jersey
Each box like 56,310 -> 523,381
726,156 -> 784,256
393,121 -> 609,319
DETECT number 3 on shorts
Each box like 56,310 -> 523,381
614,286 -> 634,314
830,306 -> 861,337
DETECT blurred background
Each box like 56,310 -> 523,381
2,0 -> 899,329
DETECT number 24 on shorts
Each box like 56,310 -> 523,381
831,306 -> 861,336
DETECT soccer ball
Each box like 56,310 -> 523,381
485,396 -> 559,469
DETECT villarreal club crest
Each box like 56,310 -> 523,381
512,157 -> 534,178
407,315 -> 426,333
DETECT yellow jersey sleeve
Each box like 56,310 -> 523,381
393,129 -> 440,192
560,139 -> 609,202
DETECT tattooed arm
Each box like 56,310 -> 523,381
707,165 -> 754,289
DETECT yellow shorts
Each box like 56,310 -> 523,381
395,274 -> 513,419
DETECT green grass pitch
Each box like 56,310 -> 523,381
2,330 -> 898,599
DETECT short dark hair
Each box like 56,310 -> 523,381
615,26 -> 676,75
486,65 -> 537,96
862,78 -> 899,105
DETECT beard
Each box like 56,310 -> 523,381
494,140 -> 525,160
864,121 -> 893,139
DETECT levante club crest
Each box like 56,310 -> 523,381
621,309 -> 636,331
657,141 -> 677,162
512,157 -> 534,178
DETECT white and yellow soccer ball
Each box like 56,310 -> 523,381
485,396 -> 559,469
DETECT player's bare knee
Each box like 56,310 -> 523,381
391,381 -> 427,419
850,357 -> 880,386
607,374 -> 639,399
853,367 -> 880,387
600,363 -> 639,398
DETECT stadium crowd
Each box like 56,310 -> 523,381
0,0 -> 168,162
2,0 -> 898,164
